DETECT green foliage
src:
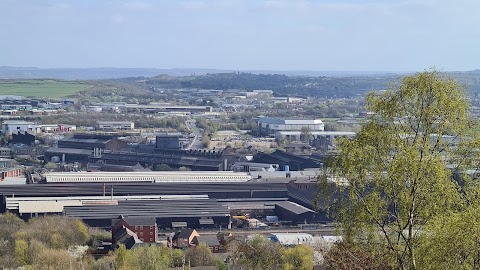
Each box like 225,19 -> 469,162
300,126 -> 312,143
323,241 -> 392,270
88,228 -> 112,248
150,72 -> 398,98
31,248 -> 82,270
0,213 -> 25,268
26,240 -> 47,266
282,244 -> 314,270
21,216 -> 89,249
231,235 -> 285,270
185,243 -> 215,267
14,239 -> 28,266
325,70 -> 475,269
416,204 -> 480,269
171,249 -> 184,268
88,254 -> 116,270
115,244 -> 129,269
44,162 -> 58,169
115,245 -> 172,270
154,164 -> 172,171
216,258 -> 228,270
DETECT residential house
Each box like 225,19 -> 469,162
113,225 -> 144,249
111,215 -> 158,245
170,229 -> 200,249
192,235 -> 223,253
0,158 -> 22,181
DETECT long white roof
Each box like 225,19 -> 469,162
45,171 -> 252,183
258,117 -> 323,125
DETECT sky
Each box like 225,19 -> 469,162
0,0 -> 479,72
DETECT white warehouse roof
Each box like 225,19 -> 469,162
45,171 -> 252,183
258,117 -> 323,125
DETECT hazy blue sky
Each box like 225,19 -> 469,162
1,0 -> 479,71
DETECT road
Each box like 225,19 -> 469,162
185,119 -> 204,150
184,226 -> 338,236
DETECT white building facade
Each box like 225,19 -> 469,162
1,120 -> 37,135
257,117 -> 324,135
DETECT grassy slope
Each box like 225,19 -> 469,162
0,80 -> 93,98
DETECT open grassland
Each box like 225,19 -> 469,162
0,80 -> 93,98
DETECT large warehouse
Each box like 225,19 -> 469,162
257,117 -> 325,135
0,181 -> 331,229
43,171 -> 252,183
64,199 -> 231,229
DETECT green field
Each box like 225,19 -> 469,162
0,80 -> 92,98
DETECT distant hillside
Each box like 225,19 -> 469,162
0,66 -> 401,80
0,67 -> 231,80
139,73 -> 401,98
2,67 -> 479,99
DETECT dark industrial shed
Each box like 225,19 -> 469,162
274,201 -> 326,224
253,150 -> 323,171
64,199 -> 230,230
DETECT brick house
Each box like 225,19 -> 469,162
192,235 -> 223,253
170,229 -> 200,249
0,158 -> 22,180
111,215 -> 158,245
113,225 -> 143,249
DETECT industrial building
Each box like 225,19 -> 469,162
232,162 -> 279,172
0,182 -> 288,212
0,180 -> 330,229
94,146 -> 246,171
36,124 -> 76,134
56,134 -> 128,150
155,134 -> 185,150
275,131 -> 356,142
97,121 -> 135,131
1,120 -> 37,136
253,150 -> 324,171
65,199 -> 230,229
257,117 -> 324,135
45,134 -> 128,163
43,171 -> 252,183
124,104 -> 212,113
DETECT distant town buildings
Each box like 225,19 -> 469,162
155,134 -> 184,150
257,117 -> 325,135
97,121 -> 135,131
1,120 -> 37,136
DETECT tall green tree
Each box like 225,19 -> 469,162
231,235 -> 285,270
300,126 -> 312,143
323,70 -> 475,270
185,243 -> 215,267
416,204 -> 480,269
282,244 -> 314,270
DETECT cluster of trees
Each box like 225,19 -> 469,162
319,70 -> 480,269
229,235 -> 315,270
0,213 -> 90,269
76,81 -> 168,105
96,236 -> 318,270
0,212 -> 321,270
107,243 -> 226,270
147,73 -> 398,99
